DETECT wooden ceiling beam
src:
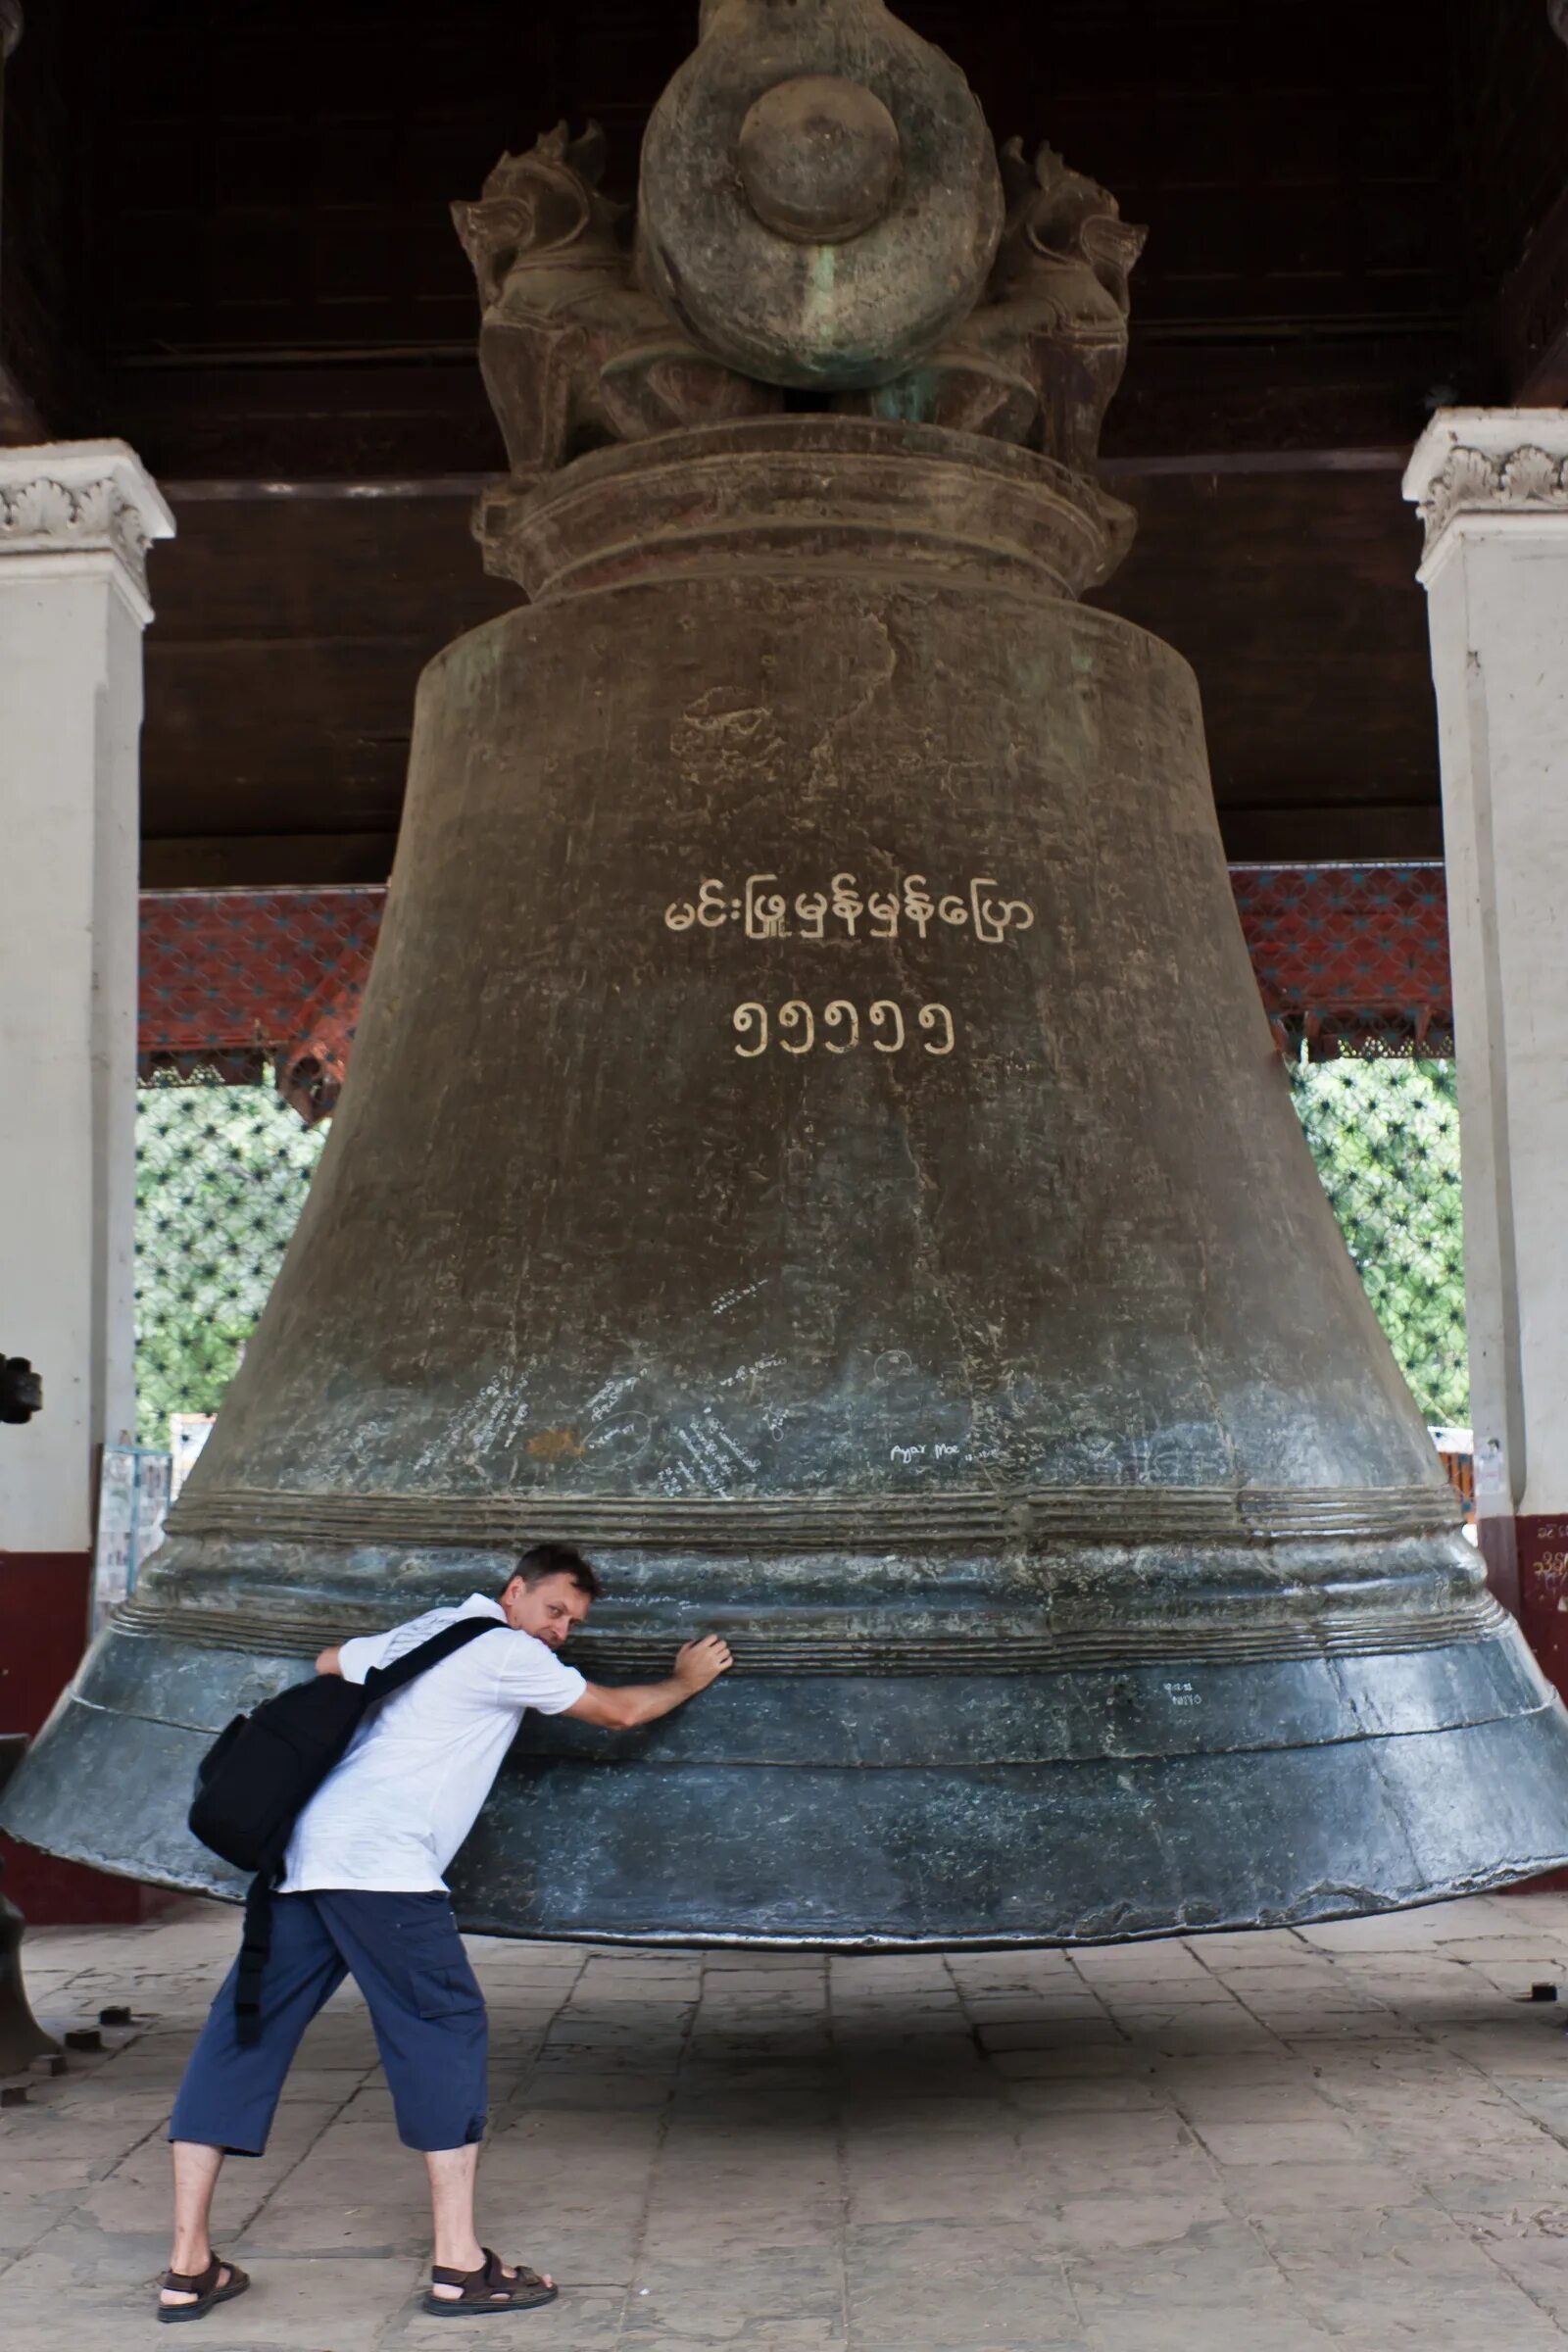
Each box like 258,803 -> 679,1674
137,808 -> 1445,894
103,337 -> 1463,482
141,834 -> 398,889
1501,178 -> 1568,403
133,464 -> 1443,883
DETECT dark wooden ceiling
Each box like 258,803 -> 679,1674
5,0 -> 1567,882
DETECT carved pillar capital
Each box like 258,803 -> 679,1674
0,438 -> 175,616
1403,408 -> 1568,579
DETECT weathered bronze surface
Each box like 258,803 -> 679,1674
736,74 -> 904,247
10,0 -> 1568,1940
639,0 -> 1003,390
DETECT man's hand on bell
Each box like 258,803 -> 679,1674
674,1635 -> 734,1691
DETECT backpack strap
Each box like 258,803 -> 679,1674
234,1869 -> 277,2047
362,1613 -> 509,1700
229,1619 -> 506,2044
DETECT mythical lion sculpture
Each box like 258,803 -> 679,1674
453,122 -> 774,487
843,142 -> 1145,476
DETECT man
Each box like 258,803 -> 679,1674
158,1542 -> 731,2321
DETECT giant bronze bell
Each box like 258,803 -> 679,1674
11,0 -> 1568,1939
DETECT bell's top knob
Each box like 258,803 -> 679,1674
639,0 -> 1003,392
737,74 -> 903,244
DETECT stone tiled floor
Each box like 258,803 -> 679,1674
12,1898 -> 1568,2346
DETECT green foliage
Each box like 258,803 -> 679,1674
134,1082 -> 325,1446
1289,1056 -> 1469,1425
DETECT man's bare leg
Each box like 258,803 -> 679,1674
161,2141 -> 232,2307
425,2144 -> 553,2300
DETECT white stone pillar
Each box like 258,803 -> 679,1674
0,443 -> 173,1700
1404,410 -> 1568,1653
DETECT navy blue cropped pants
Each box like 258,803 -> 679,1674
169,1890 -> 488,2156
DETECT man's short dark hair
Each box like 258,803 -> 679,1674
507,1542 -> 604,1601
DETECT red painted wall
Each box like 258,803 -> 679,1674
1517,1518 -> 1568,1705
0,1550 -> 172,1923
1483,1519 -> 1568,1897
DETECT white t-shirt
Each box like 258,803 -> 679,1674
279,1593 -> 587,1895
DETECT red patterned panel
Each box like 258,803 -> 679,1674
139,889 -> 385,1103
1230,862 -> 1451,1056
139,868 -> 1455,1087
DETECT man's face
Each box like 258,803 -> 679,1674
501,1571 -> 592,1648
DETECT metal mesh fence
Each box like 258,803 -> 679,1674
1289,1057 -> 1467,1425
134,1077 -> 325,1446
132,870 -> 1469,1456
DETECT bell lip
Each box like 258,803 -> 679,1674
439,1866 -> 1568,1949
9,1697 -> 1568,1949
11,1847 -> 1568,1954
12,1616 -> 1568,1945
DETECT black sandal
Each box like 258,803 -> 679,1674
157,2252 -> 250,2324
423,2247 -> 558,2316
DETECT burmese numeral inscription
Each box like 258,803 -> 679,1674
663,860 -> 1016,1063
733,1000 -> 956,1058
664,871 -> 1034,945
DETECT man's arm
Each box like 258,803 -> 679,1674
565,1634 -> 732,1732
315,1646 -> 343,1677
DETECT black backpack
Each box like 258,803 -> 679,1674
189,1615 -> 506,2041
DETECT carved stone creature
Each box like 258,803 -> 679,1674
453,122 -> 773,489
849,141 -> 1146,477
457,110 -> 1140,513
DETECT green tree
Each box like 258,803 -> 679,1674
134,1082 -> 326,1445
1289,1056 -> 1469,1425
